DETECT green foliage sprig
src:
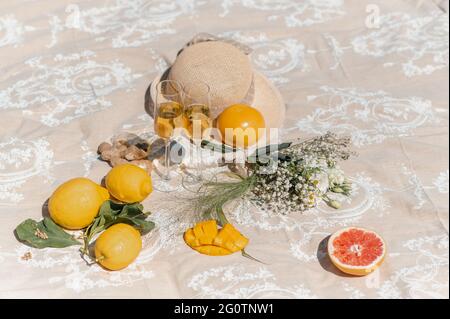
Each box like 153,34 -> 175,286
15,201 -> 155,254
81,200 -> 155,254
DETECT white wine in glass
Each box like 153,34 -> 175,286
155,101 -> 188,139
185,103 -> 212,139
182,82 -> 211,183
154,80 -> 185,183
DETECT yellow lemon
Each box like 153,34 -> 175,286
95,223 -> 142,271
216,104 -> 265,149
48,177 -> 109,230
105,163 -> 152,203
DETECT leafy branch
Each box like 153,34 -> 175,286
81,200 -> 155,255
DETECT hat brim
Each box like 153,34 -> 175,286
148,69 -> 285,129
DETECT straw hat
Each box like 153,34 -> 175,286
149,34 -> 285,129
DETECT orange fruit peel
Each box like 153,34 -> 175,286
216,104 -> 265,149
184,220 -> 249,256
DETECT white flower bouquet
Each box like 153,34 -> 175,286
196,132 -> 355,222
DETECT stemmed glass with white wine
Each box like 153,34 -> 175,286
153,80 -> 187,191
182,81 -> 212,185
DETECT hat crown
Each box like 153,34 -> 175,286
169,41 -> 253,118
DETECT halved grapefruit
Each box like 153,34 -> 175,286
327,227 -> 386,276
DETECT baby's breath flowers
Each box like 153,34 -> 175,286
196,132 -> 355,219
248,132 -> 354,214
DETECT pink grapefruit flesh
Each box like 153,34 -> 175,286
327,227 -> 386,276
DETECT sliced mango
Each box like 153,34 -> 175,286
184,220 -> 249,256
214,224 -> 249,252
223,224 -> 249,250
195,220 -> 218,245
233,236 -> 249,250
192,222 -> 203,238
202,220 -> 219,237
213,227 -> 229,247
184,228 -> 200,247
195,245 -> 232,256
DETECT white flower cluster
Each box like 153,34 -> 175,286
248,132 -> 354,214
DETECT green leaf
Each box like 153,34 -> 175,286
119,202 -> 144,218
248,142 -> 292,160
133,219 -> 155,235
118,217 -> 155,235
201,140 -> 236,153
15,218 -> 81,249
82,200 -> 155,253
99,200 -> 123,217
109,200 -> 126,213
98,200 -> 113,217
247,154 -> 273,165
97,215 -> 106,229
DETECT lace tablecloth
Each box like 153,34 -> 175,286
0,0 -> 448,298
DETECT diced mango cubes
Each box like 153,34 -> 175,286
184,220 -> 249,256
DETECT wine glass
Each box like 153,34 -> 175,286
182,81 -> 212,185
153,80 -> 187,190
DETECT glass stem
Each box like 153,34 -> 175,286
195,143 -> 203,181
163,138 -> 171,180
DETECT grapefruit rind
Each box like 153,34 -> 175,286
327,227 -> 386,276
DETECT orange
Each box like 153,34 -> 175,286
48,178 -> 109,230
327,227 -> 386,276
95,223 -> 142,271
216,104 -> 265,148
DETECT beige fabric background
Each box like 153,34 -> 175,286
0,0 -> 448,298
